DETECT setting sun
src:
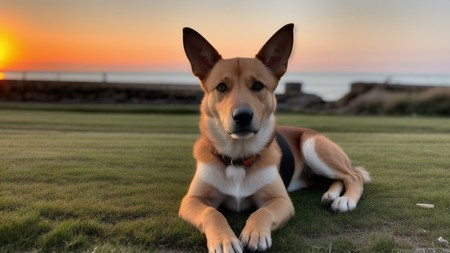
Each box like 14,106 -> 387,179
0,31 -> 16,71
0,38 -> 8,68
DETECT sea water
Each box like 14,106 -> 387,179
3,71 -> 450,101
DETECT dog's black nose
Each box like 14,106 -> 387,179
233,108 -> 253,126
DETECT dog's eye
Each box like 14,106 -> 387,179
251,81 -> 265,91
216,83 -> 228,93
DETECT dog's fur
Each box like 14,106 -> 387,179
179,24 -> 371,253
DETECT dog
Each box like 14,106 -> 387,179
179,23 -> 371,253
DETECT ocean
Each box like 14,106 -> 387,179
4,71 -> 450,101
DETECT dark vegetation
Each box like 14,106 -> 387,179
1,79 -> 449,116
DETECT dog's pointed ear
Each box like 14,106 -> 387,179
183,27 -> 222,81
256,23 -> 294,79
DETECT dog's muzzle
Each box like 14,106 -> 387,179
230,107 -> 258,139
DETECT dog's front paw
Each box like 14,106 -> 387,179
207,234 -> 243,253
240,227 -> 272,252
321,191 -> 339,204
331,196 -> 356,213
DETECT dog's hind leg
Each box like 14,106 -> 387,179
302,135 -> 367,212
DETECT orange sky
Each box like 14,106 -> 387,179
1,0 -> 450,73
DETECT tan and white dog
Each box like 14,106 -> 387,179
179,24 -> 371,253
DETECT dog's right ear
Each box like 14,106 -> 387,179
183,27 -> 222,81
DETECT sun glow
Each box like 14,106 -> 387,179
0,39 -> 8,68
0,31 -> 16,71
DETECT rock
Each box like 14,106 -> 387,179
276,82 -> 324,110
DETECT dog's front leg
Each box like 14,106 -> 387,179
179,178 -> 243,253
240,181 -> 294,252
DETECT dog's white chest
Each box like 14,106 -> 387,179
197,163 -> 277,210
224,165 -> 247,198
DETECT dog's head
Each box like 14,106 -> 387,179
183,24 -> 293,150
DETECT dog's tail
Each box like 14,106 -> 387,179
353,166 -> 372,183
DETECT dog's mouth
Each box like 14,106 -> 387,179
228,128 -> 258,139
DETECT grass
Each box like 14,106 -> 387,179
0,104 -> 449,252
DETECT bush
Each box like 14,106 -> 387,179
346,87 -> 450,116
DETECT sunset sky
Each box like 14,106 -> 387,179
1,0 -> 450,74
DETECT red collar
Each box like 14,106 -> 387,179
207,133 -> 276,169
219,154 -> 258,168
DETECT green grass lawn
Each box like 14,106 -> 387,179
0,104 -> 449,252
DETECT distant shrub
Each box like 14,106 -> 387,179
346,87 -> 450,116
413,87 -> 450,115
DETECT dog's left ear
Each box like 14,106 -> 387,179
256,23 -> 294,79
